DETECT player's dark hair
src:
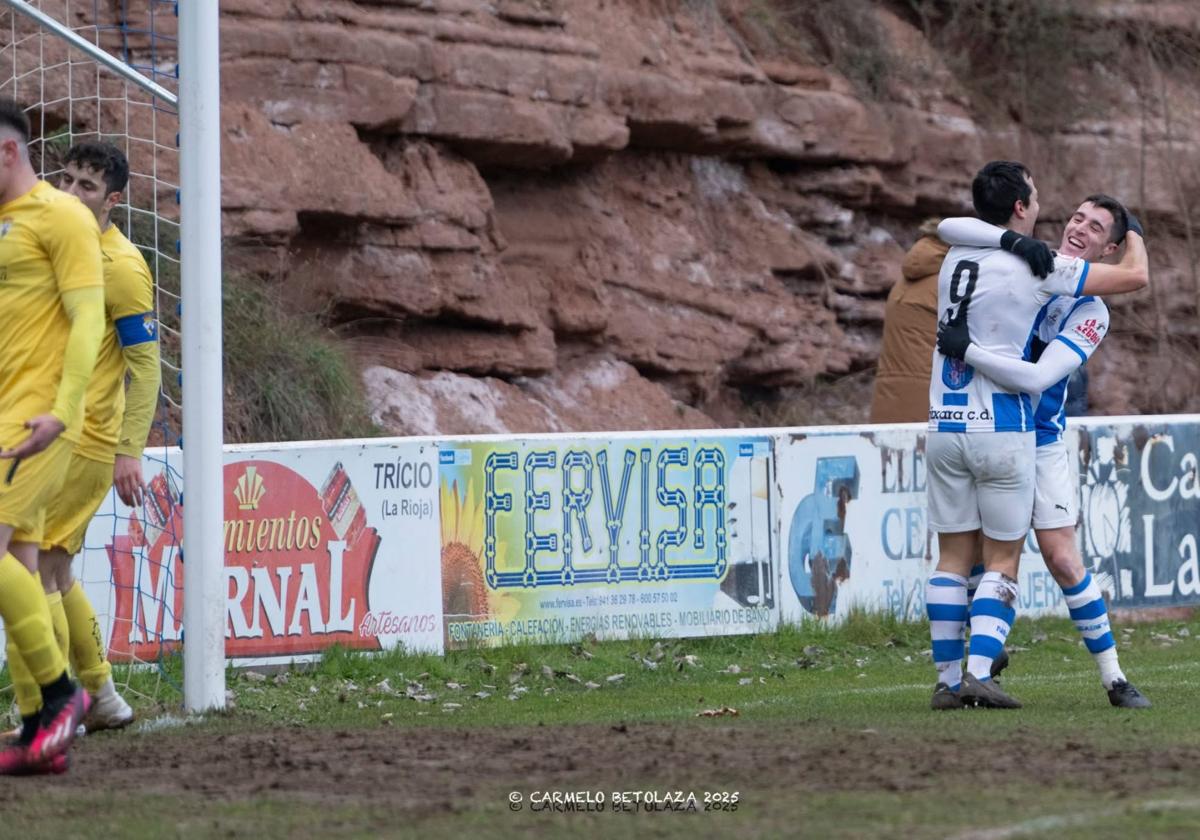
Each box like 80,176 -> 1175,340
1083,193 -> 1129,243
972,160 -> 1033,226
64,140 -> 129,195
0,100 -> 31,145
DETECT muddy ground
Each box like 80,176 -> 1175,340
2,720 -> 1194,811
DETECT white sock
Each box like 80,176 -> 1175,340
1094,648 -> 1126,690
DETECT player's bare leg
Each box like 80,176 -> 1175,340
936,531 -> 979,579
981,534 -> 1022,581
1037,526 -> 1149,708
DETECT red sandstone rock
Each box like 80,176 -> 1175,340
346,321 -> 556,377
137,0 -> 1200,435
223,59 -> 419,128
365,357 -> 712,436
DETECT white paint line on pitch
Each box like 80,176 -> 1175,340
736,659 -> 1200,706
134,713 -> 200,733
863,658 -> 1200,694
954,797 -> 1200,840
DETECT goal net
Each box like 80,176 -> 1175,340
0,0 -> 185,717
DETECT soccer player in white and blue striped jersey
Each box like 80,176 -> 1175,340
936,195 -> 1150,709
925,163 -> 1149,710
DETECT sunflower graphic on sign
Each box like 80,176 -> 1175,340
440,478 -> 518,646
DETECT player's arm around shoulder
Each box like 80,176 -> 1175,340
937,217 -> 1005,248
1078,231 -> 1149,297
959,340 -> 1080,395
937,217 -> 1055,277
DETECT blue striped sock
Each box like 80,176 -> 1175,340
927,571 -> 968,690
966,572 -> 1018,680
1062,573 -> 1125,687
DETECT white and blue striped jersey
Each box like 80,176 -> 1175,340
928,247 -> 1089,434
1031,295 -> 1108,446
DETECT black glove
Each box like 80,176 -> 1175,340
1125,211 -> 1143,239
1000,229 -> 1054,278
937,311 -> 971,360
1029,336 -> 1048,363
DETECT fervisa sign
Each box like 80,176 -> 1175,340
775,426 -> 1064,623
437,435 -> 775,647
93,442 -> 443,665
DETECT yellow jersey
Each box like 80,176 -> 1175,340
0,181 -> 102,434
76,225 -> 157,463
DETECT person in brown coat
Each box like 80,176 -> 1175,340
870,220 -> 948,423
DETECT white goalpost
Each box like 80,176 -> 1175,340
0,0 -> 224,713
177,0 -> 224,714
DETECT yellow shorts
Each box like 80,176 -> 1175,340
42,452 -> 114,555
0,425 -> 74,545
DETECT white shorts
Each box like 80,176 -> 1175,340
1032,440 -> 1078,530
926,431 -> 1035,541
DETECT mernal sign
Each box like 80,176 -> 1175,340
107,460 -> 382,661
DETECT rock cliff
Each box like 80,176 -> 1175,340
216,0 -> 1200,435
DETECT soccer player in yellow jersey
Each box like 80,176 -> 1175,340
0,101 -> 103,774
18,142 -> 160,736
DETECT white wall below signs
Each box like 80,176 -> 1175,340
771,424 -> 1070,625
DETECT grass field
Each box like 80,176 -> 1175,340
6,612 -> 1200,839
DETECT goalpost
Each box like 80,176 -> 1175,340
177,0 -> 224,715
0,0 -> 224,713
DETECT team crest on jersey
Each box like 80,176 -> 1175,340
941,357 -> 974,390
0,217 -> 12,238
